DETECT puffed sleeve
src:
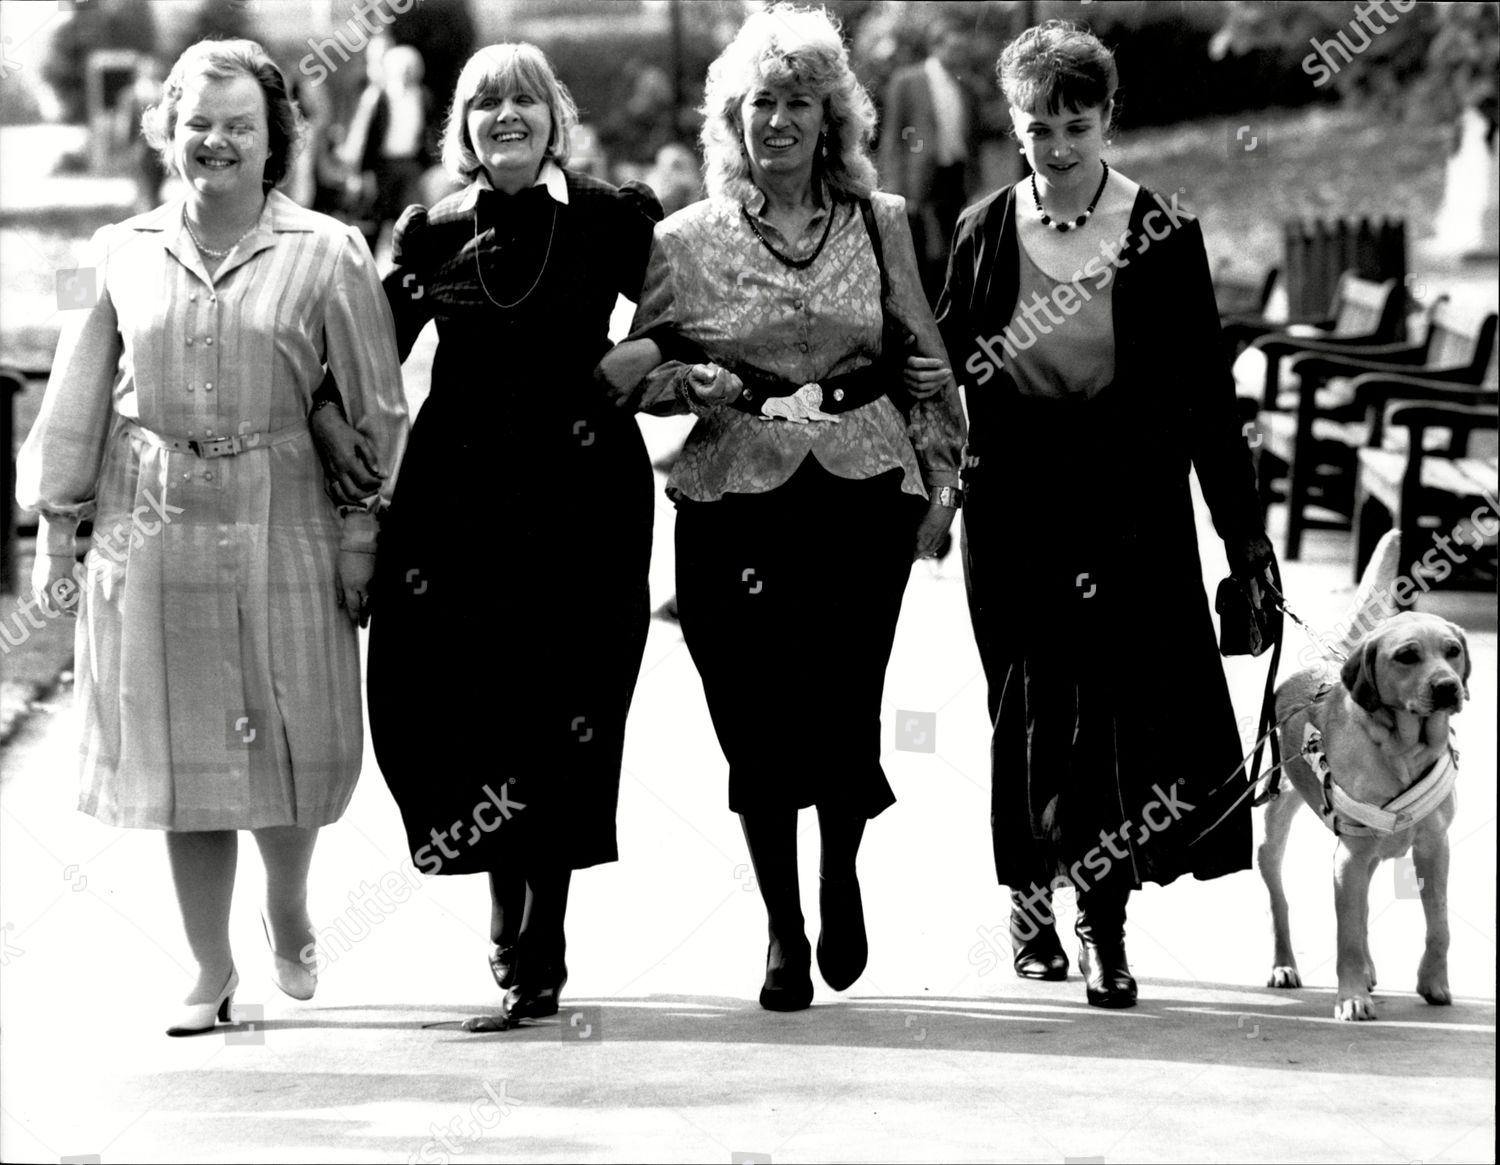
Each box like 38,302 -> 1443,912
613,179 -> 664,300
1171,218 -> 1264,545
874,195 -> 966,493
15,226 -> 121,557
621,227 -> 700,417
323,226 -> 410,551
381,204 -> 438,362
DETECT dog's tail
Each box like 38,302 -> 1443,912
1331,530 -> 1404,660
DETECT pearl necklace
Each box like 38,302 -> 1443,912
183,208 -> 258,259
1031,159 -> 1110,233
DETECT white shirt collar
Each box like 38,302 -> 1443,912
460,160 -> 570,213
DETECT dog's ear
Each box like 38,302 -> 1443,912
1341,636 -> 1385,713
1453,623 -> 1472,696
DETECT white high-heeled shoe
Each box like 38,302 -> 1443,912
261,913 -> 317,1001
166,966 -> 238,1036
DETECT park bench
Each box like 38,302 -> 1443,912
1352,385 -> 1499,604
1250,298 -> 1496,559
1229,271 -> 1405,411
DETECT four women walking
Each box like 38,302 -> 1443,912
18,10 -> 1276,1028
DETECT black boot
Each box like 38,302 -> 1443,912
1010,887 -> 1068,981
488,865 -> 525,990
741,811 -> 813,1011
815,807 -> 868,992
1075,887 -> 1137,1009
504,867 -> 571,1021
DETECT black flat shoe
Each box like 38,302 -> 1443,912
1013,940 -> 1069,982
1078,940 -> 1137,1008
816,874 -> 867,992
488,943 -> 518,991
502,966 -> 568,1023
760,940 -> 813,1012
1009,890 -> 1067,980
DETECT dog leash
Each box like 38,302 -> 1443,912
1265,580 -> 1347,664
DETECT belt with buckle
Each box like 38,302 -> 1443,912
729,361 -> 886,417
126,421 -> 308,459
640,327 -> 891,418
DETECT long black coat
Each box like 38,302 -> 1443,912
366,170 -> 662,875
937,183 -> 1266,892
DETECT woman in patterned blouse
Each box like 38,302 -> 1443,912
600,4 -> 967,1012
17,39 -> 408,1035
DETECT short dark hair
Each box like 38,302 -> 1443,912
997,20 -> 1118,118
142,38 -> 304,192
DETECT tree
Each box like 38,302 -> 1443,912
1211,1 -> 1500,125
40,0 -> 159,123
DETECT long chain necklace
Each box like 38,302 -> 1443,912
741,203 -> 835,270
1031,159 -> 1110,233
473,203 -> 558,310
183,207 -> 258,259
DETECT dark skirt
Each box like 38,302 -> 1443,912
963,383 -> 1252,894
675,458 -> 925,818
367,390 -> 653,874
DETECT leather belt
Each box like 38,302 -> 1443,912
643,327 -> 889,418
126,420 -> 307,459
729,361 -> 886,417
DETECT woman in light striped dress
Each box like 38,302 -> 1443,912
16,38 -> 408,1036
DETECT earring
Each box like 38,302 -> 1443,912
820,133 -> 828,158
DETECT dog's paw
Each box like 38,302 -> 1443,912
1267,965 -> 1302,989
1417,972 -> 1452,1006
1335,993 -> 1378,1021
1364,962 -> 1377,990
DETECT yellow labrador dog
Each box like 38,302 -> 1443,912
1258,572 -> 1471,1020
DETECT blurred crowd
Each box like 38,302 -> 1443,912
114,32 -> 708,261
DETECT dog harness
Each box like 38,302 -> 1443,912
1300,723 -> 1459,837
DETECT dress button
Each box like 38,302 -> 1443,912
186,384 -> 194,392
793,298 -> 804,309
181,472 -> 190,481
204,382 -> 214,392
188,293 -> 197,302
202,470 -> 214,482
205,337 -> 214,346
185,429 -> 194,438
798,342 -> 808,353
204,428 -> 214,436
833,388 -> 845,401
185,338 -> 193,346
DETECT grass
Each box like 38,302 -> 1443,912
1112,105 -> 1449,284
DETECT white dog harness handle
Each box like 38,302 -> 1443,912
1301,723 -> 1459,837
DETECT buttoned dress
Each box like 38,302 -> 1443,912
16,191 -> 408,830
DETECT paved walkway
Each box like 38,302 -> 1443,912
1,434 -> 1494,1161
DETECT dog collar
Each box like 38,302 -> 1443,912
1301,723 -> 1459,837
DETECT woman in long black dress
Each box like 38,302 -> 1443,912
936,21 -> 1278,1008
312,43 -> 662,1027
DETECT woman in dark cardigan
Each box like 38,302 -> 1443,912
311,43 -> 662,1028
937,21 -> 1277,1008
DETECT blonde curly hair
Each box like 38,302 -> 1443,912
699,4 -> 878,202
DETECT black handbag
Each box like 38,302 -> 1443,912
1215,565 -> 1282,658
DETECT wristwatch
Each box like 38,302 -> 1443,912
933,485 -> 961,509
